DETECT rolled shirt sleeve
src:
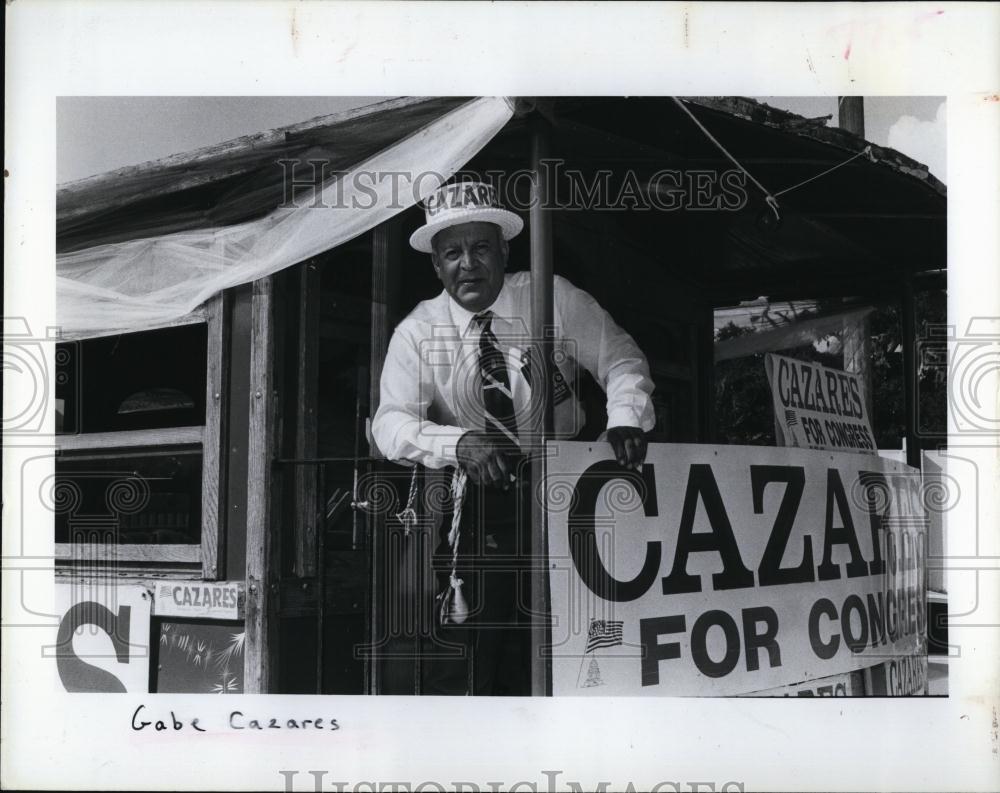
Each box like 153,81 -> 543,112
554,275 -> 656,432
371,324 -> 468,469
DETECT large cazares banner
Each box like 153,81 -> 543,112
545,442 -> 927,695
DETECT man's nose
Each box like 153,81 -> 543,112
459,249 -> 477,269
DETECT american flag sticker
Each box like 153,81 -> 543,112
577,619 -> 623,688
585,619 -> 624,653
784,408 -> 798,428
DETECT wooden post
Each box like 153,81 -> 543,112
838,97 -> 866,139
202,293 -> 229,581
224,285 -> 254,582
528,114 -> 554,696
244,276 -> 279,693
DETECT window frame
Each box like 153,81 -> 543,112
54,295 -> 227,579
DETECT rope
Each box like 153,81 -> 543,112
395,465 -> 419,535
773,145 -> 874,197
671,97 -> 880,220
670,96 -> 778,215
447,468 -> 468,559
441,468 -> 469,624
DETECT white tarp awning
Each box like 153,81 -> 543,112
56,97 -> 514,338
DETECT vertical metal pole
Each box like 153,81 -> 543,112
901,276 -> 921,468
528,114 -> 554,696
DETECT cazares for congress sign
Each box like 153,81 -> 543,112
765,353 -> 877,455
545,442 -> 927,696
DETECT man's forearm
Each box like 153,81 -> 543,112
604,361 -> 656,432
371,410 -> 468,469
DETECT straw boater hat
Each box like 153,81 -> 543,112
409,181 -> 523,253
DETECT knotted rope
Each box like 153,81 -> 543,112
440,468 -> 469,624
671,96 -> 878,225
398,464 -> 470,624
395,466 -> 420,536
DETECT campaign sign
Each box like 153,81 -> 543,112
865,654 -> 928,696
53,583 -> 151,692
545,442 -> 927,696
153,582 -> 240,620
764,353 -> 876,455
744,668 -> 866,697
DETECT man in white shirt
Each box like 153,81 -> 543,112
372,181 -> 655,694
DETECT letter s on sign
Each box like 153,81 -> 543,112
56,602 -> 131,693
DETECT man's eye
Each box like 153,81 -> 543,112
475,243 -> 490,253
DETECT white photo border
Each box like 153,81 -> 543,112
4,2 -> 999,791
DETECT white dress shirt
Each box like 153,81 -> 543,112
372,271 -> 655,468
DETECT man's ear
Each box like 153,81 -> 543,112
498,234 -> 509,268
430,250 -> 443,280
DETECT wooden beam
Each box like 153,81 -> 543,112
528,115 -> 554,697
54,543 -> 201,564
55,308 -> 209,342
223,285 -> 254,581
54,567 -> 205,584
56,426 -> 203,452
244,277 -> 279,693
201,293 -> 229,581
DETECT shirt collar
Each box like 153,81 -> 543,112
448,275 -> 513,337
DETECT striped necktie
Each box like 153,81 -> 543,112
474,310 -> 519,446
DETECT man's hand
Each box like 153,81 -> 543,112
606,426 -> 648,469
456,431 -> 518,490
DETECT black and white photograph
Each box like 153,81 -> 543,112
4,3 -> 999,792
50,93 -> 948,698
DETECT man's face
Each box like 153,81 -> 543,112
431,222 -> 508,313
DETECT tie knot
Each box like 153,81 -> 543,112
473,311 -> 494,331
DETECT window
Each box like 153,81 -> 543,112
54,300 -> 225,574
711,294 -> 947,452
